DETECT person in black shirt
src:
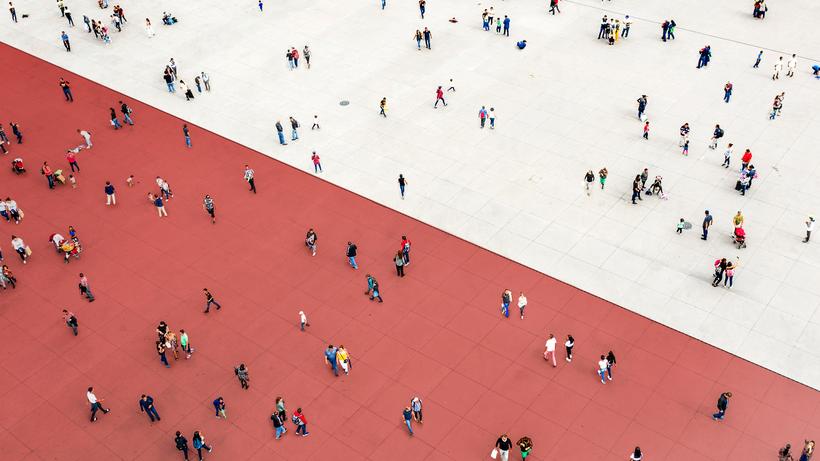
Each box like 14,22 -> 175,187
495,434 -> 513,461
346,242 -> 358,269
174,431 -> 190,460
203,288 -> 221,313
403,407 -> 414,435
139,395 -> 161,422
712,391 -> 731,421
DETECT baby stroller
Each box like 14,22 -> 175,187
49,233 -> 82,262
732,227 -> 747,249
11,158 -> 25,174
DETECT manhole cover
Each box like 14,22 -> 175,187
339,100 -> 350,106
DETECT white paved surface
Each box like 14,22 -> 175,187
3,0 -> 820,387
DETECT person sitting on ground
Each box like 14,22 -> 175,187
516,40 -> 527,49
162,12 -> 177,25
813,64 -> 820,77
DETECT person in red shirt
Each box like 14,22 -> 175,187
66,149 -> 80,172
311,151 -> 322,173
434,86 -> 447,108
741,149 -> 752,169
400,235 -> 411,265
293,408 -> 309,436
291,47 -> 300,68
41,162 -> 55,189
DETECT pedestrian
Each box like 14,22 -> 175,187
275,120 -> 287,145
423,27 -> 431,49
598,168 -> 607,189
64,5 -> 74,26
164,72 -> 175,92
271,411 -> 286,439
157,340 -> 170,368
605,350 -> 616,380
292,408 -> 309,436
489,107 -> 496,128
276,396 -> 286,423
66,150 -> 80,172
517,436 -> 533,459
180,124 -> 191,149
398,174 -> 407,199
565,334 -> 574,362
642,120 -> 649,139
119,100 -> 134,125
753,50 -> 763,68
543,333 -> 557,367
400,235 -> 411,265
243,164 -> 256,193
495,434 -> 513,461
346,241 -> 358,269
305,228 -> 318,256
414,29 -> 422,50
630,446 -> 643,461
336,345 -> 350,375
203,195 -> 215,223
702,210 -> 712,240
549,0 -> 560,14
77,129 -> 92,148
174,431 -> 190,460
194,76 -> 202,93
804,217 -> 815,243
9,1 -> 16,22
59,78 -> 73,102
62,309 -> 78,335
192,431 -> 212,460
668,19 -> 676,39
676,218 -> 685,234
213,397 -> 226,419
584,170 -> 595,194
10,122 -> 22,143
712,258 -> 727,287
502,15 -> 510,36
2,266 -> 16,289
104,181 -> 116,205
311,114 -> 320,129
418,0 -> 425,18
299,310 -> 309,331
723,82 -> 733,103
682,138 -> 689,156
597,355 -> 608,384
180,81 -> 194,101
154,195 -> 168,218
709,124 -> 724,149
87,387 -> 110,422
403,406 -> 414,435
394,250 -> 405,277
447,78 -> 455,91
139,395 -> 161,422
678,123 -> 690,146
622,16 -> 631,38
434,86 -> 447,108
778,444 -> 793,461
61,31 -> 71,51
724,259 -> 738,288
303,45 -> 311,69
203,288 -> 222,313
41,162 -> 55,189
234,363 -> 250,389
311,151 -> 322,173
773,56 -> 783,79
787,53 -> 798,77
0,123 -> 8,144
369,278 -> 383,302
144,17 -> 155,36
289,116 -> 299,141
500,289 -> 512,318
180,329 -> 192,358
517,291 -> 527,319
631,176 -> 641,204
598,15 -> 608,39
325,344 -> 339,376
636,95 -> 647,120
201,72 -> 210,91
479,106 -> 488,128
77,272 -> 95,301
712,391 -> 732,420
723,143 -> 733,168
800,441 -> 815,461
379,97 -> 387,117
410,397 -> 423,423
286,49 -> 294,70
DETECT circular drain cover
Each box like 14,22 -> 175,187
339,100 -> 350,106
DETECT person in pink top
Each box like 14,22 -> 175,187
479,106 -> 488,128
66,149 -> 80,172
291,47 -> 300,68
311,151 -> 322,173
434,86 -> 447,108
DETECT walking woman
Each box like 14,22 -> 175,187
398,174 -> 407,199
565,334 -> 574,362
394,250 -> 405,277
276,396 -> 287,421
414,29 -> 422,50
630,446 -> 643,460
235,363 -> 250,389
157,340 -> 170,368
192,431 -> 212,460
598,167 -> 608,189
517,436 -> 533,459
606,350 -> 616,380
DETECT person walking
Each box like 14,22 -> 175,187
723,143 -> 733,168
495,434 -> 513,461
192,431 -> 212,460
597,355 -> 609,384
289,116 -> 299,141
434,86 -> 447,108
9,1 -> 16,22
109,107 -> 122,129
119,100 -> 134,125
517,436 -> 533,460
414,29 -> 423,50
180,329 -> 192,358
403,406 -> 414,435
63,309 -> 79,335
598,168 -> 608,189
275,120 -> 287,145
346,242 -> 358,269
311,114 -> 320,129
398,174 -> 407,199
203,288 -> 221,313
631,175 -> 641,204
311,151 -> 322,173
87,387 -> 110,422
543,334 -> 557,367
104,181 -> 116,205
325,344 -> 339,376
336,345 -> 350,375
400,235 -> 411,265
78,272 -> 95,301
804,217 -> 815,243
642,120 -> 649,140
724,259 -> 738,288
139,395 -> 161,422
584,170 -> 595,194
379,97 -> 388,117
394,250 -> 405,277
369,278 -> 384,302
234,363 -> 250,389
61,31 -> 71,51
213,397 -> 226,419
59,78 -> 73,102
66,149 -> 80,172
773,56 -> 784,79
636,95 -> 647,120
418,0 -> 425,18
182,124 -> 191,147
423,27 -> 431,49
10,122 -> 22,143
702,210 -> 713,240
174,431 -> 190,460
478,106 -> 488,128
11,235 -> 28,264
41,162 -> 55,189
723,82 -> 733,103
517,291 -> 527,319
502,15 -> 510,36
489,107 -> 496,128
157,340 -> 170,368
565,335 -> 574,362
787,53 -> 798,77
630,447 -> 643,461
290,408 -> 308,436
753,49 -> 763,68
605,350 -> 616,380
712,391 -> 732,421
243,165 -> 256,193
271,410 -> 286,439
203,195 -> 215,224
154,195 -> 168,218
500,289 -> 512,318
800,441 -> 815,461
410,396 -> 423,423
299,310 -> 309,331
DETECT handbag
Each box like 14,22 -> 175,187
17,209 -> 24,219
491,448 -> 499,459
24,246 -> 32,256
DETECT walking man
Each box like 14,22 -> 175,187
203,288 -> 221,313
119,101 -> 134,125
403,406 -> 414,435
398,174 -> 407,199
753,50 -> 763,68
434,86 -> 447,108
183,124 -> 191,147
275,120 -> 287,145
66,149 -> 80,172
61,31 -> 71,51
723,82 -> 733,103
773,56 -> 783,79
712,391 -> 732,421
175,431 -> 190,460
423,27 -> 431,49
9,1 -> 16,22
87,387 -> 110,422
325,345 -> 339,376
502,15 -> 510,36
203,195 -> 215,223
79,273 -> 95,301
244,164 -> 256,193
543,333 -> 557,367
63,309 -> 79,335
104,181 -> 116,205
139,395 -> 161,422
346,241 -> 358,269
804,217 -> 815,243
293,408 -> 309,436
311,151 -> 322,173
60,78 -> 73,102
787,53 -> 798,77
636,95 -> 647,120
702,210 -> 713,240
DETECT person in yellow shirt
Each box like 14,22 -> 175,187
336,345 -> 350,375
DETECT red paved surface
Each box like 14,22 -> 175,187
0,43 -> 818,461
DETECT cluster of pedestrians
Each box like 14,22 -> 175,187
481,9 -> 510,36
285,46 -> 311,69
323,344 -> 352,376
162,59 -> 211,100
597,15 -> 631,45
155,320 -> 194,368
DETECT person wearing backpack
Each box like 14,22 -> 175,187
293,407 -> 309,436
192,431 -> 212,459
289,116 -> 299,141
709,124 -> 724,149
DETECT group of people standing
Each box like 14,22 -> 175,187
286,46 -> 311,69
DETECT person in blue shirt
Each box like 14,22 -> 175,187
61,31 -> 70,52
213,397 -> 226,418
324,345 -> 339,376
516,40 -> 527,49
139,395 -> 161,422
503,16 -> 510,36
813,64 -> 820,77
753,50 -> 763,68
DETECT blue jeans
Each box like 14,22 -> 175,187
277,132 -> 286,145
381,0 -> 385,9
296,423 -> 307,435
167,82 -> 175,92
348,256 -> 357,269
598,369 -> 606,382
124,113 -> 134,125
291,129 -> 298,140
314,163 -> 322,173
205,299 -> 221,312
416,39 -> 421,49
146,407 -> 160,421
405,419 -> 413,434
724,92 -> 731,102
400,184 -> 405,197
275,426 -> 286,439
112,118 -> 122,129
713,410 -> 725,420
160,353 -> 169,367
185,135 -> 191,147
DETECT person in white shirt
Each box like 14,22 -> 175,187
78,129 -> 92,148
299,310 -> 309,331
86,386 -> 110,421
10,235 -> 27,263
597,355 -> 609,384
543,334 -> 557,367
787,53 -> 798,77
804,217 -> 815,243
517,292 -> 527,319
773,56 -> 784,79
630,446 -> 643,461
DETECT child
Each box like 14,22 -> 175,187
489,108 -> 496,129
642,121 -> 649,139
682,139 -> 689,156
676,218 -> 685,234
69,174 -> 77,189
126,175 -> 135,187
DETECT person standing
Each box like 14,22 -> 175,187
434,86 -> 447,108
164,72 -> 175,92
9,2 -> 16,22
325,344 -> 339,376
398,174 -> 407,199
597,355 -> 609,384
702,210 -> 713,240
723,82 -> 733,103
400,235 -> 411,265
636,95 -> 647,120
305,228 -> 318,256
495,434 -> 513,461
565,335 -> 574,362
234,364 -> 250,389
271,410 -> 286,439
410,397 -> 423,423
787,53 -> 798,77
203,288 -> 221,313
203,195 -> 215,224
104,181 -> 116,205
275,120 -> 287,145
61,31 -> 71,51
712,391 -> 732,421
311,151 -> 322,173
303,45 -> 311,69
241,164 -> 256,193
336,345 -> 350,375
60,78 -> 73,102
346,242 -> 358,269
631,176 -> 641,205
804,217 -> 815,243
154,195 -> 168,218
183,124 -> 191,147
63,309 -> 79,335
394,251 -> 405,277
605,350 -> 616,380
423,27 -> 431,49
78,272 -> 95,301
598,168 -> 607,189
66,150 -> 80,172
175,431 -> 190,460
87,387 -> 110,422
800,441 -> 815,461
299,310 -> 309,331
502,15 -> 510,36
139,395 -> 161,422
543,334 -> 557,367
642,120 -> 650,140
517,292 -> 527,319
213,397 -> 226,419
584,170 -> 595,194
180,329 -> 192,358
157,340 -> 170,368
630,447 -> 643,461
192,431 -> 212,460
403,406 -> 414,435
41,162 -> 55,189
517,436 -> 533,460
289,116 -> 299,141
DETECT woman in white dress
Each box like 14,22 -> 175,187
144,18 -> 155,37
